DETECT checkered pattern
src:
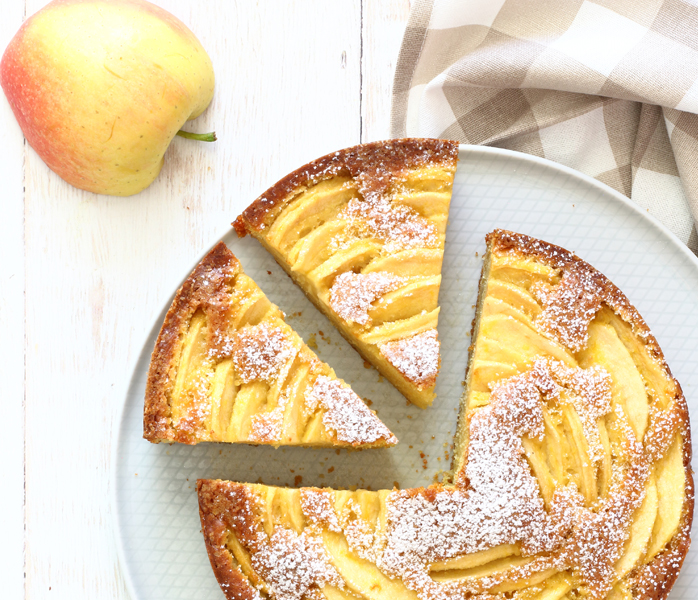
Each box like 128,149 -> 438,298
391,0 -> 698,252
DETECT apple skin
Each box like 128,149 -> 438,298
0,0 -> 215,196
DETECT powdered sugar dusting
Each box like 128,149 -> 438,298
365,360 -> 642,599
559,404 -> 649,599
305,375 -> 396,446
250,527 -> 343,600
338,195 -> 439,253
339,499 -> 383,563
329,271 -> 405,326
533,265 -> 603,352
248,389 -> 291,445
300,490 -> 341,532
214,485 -> 343,600
231,323 -> 297,384
547,361 -> 612,463
380,329 -> 440,390
373,361 -> 586,598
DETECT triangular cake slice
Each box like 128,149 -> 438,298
144,242 -> 396,448
197,231 -> 692,600
233,139 -> 459,408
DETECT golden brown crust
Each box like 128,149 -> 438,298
233,138 -> 459,234
486,229 -> 694,600
197,480 -> 261,600
143,242 -> 240,443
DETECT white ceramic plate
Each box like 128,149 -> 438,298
113,145 -> 698,600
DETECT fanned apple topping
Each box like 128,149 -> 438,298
198,231 -> 692,600
143,242 -> 396,449
234,139 -> 459,408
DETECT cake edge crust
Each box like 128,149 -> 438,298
197,479 -> 262,600
143,241 -> 238,443
232,137 -> 460,235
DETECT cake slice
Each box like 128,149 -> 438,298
143,242 -> 396,449
233,139 -> 459,408
197,231 -> 692,600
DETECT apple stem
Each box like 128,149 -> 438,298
176,130 -> 217,142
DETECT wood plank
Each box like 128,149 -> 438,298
362,0 -> 412,142
21,0 -> 362,597
0,3 -> 27,599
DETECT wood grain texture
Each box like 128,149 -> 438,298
362,0 -> 413,143
0,2 -> 27,598
12,0 -> 411,598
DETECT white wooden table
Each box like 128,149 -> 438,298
0,1 -> 411,597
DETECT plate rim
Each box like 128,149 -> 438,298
110,143 -> 698,600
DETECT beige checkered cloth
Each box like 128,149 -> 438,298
391,0 -> 698,253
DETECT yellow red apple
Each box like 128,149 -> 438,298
1,0 -> 215,196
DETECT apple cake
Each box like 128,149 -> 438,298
197,231 -> 692,600
143,242 -> 396,449
233,139 -> 459,408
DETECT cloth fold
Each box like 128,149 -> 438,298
391,0 -> 698,252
